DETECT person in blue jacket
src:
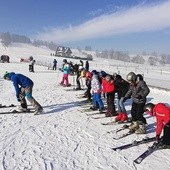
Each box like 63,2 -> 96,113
4,72 -> 43,114
53,59 -> 57,70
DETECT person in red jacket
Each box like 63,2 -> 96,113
144,103 -> 170,148
102,74 -> 117,117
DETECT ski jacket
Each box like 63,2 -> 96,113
8,72 -> 33,97
29,60 -> 35,66
153,103 -> 170,136
53,59 -> 57,65
124,80 -> 150,104
114,75 -> 129,99
62,63 -> 70,74
102,78 -> 115,93
91,75 -> 101,94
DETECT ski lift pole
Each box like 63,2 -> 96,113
80,78 -> 84,89
56,70 -> 60,84
73,75 -> 75,87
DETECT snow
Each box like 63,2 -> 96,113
0,43 -> 170,170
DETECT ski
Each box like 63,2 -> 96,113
102,119 -> 132,126
78,108 -> 96,112
134,142 -> 158,164
113,130 -> 134,140
0,109 -> 34,114
86,111 -> 105,116
0,104 -> 15,108
112,137 -> 155,151
90,112 -> 108,119
115,124 -> 130,133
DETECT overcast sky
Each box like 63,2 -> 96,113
1,0 -> 170,54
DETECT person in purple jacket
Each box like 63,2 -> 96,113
4,72 -> 43,114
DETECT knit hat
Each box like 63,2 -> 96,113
3,71 -> 9,79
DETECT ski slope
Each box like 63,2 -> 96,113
0,44 -> 170,170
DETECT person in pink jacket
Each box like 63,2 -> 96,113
144,102 -> 170,148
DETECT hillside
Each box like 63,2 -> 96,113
0,43 -> 170,90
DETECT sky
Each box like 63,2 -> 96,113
1,0 -> 170,54
0,43 -> 170,169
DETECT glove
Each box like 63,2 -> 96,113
123,97 -> 127,103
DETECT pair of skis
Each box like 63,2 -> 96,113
0,104 -> 35,114
112,136 -> 157,164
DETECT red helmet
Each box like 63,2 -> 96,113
86,71 -> 92,78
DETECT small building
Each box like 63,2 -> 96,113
55,46 -> 72,57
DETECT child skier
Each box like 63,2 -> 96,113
102,74 -> 117,117
91,70 -> 104,112
114,74 -> 130,122
144,103 -> 170,148
60,59 -> 70,87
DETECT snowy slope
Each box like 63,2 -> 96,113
0,43 -> 170,170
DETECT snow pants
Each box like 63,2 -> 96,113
131,102 -> 146,124
93,93 -> 104,109
162,121 -> 170,145
106,92 -> 117,116
19,85 -> 42,111
61,74 -> 69,86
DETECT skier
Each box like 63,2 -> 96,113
75,66 -> 84,90
4,72 -> 43,114
29,58 -> 35,72
84,71 -> 92,102
123,72 -> 150,134
52,59 -> 57,70
60,59 -> 70,87
102,74 -> 117,117
90,70 -> 104,112
85,60 -> 89,71
114,74 -> 130,122
144,103 -> 170,148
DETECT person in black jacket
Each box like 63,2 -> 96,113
123,72 -> 150,134
114,74 -> 130,122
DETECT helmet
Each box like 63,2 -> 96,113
91,70 -> 97,75
63,59 -> 67,63
126,72 -> 137,82
105,75 -> 111,82
144,103 -> 155,115
86,71 -> 92,78
78,66 -> 83,70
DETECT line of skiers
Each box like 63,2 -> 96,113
73,68 -> 170,149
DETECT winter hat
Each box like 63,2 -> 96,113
63,59 -> 67,63
99,71 -> 107,78
78,66 -> 83,70
3,71 -> 9,79
91,70 -> 97,75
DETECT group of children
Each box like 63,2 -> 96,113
67,66 -> 170,149
45,58 -> 170,148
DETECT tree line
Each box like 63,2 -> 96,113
0,32 -> 58,51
